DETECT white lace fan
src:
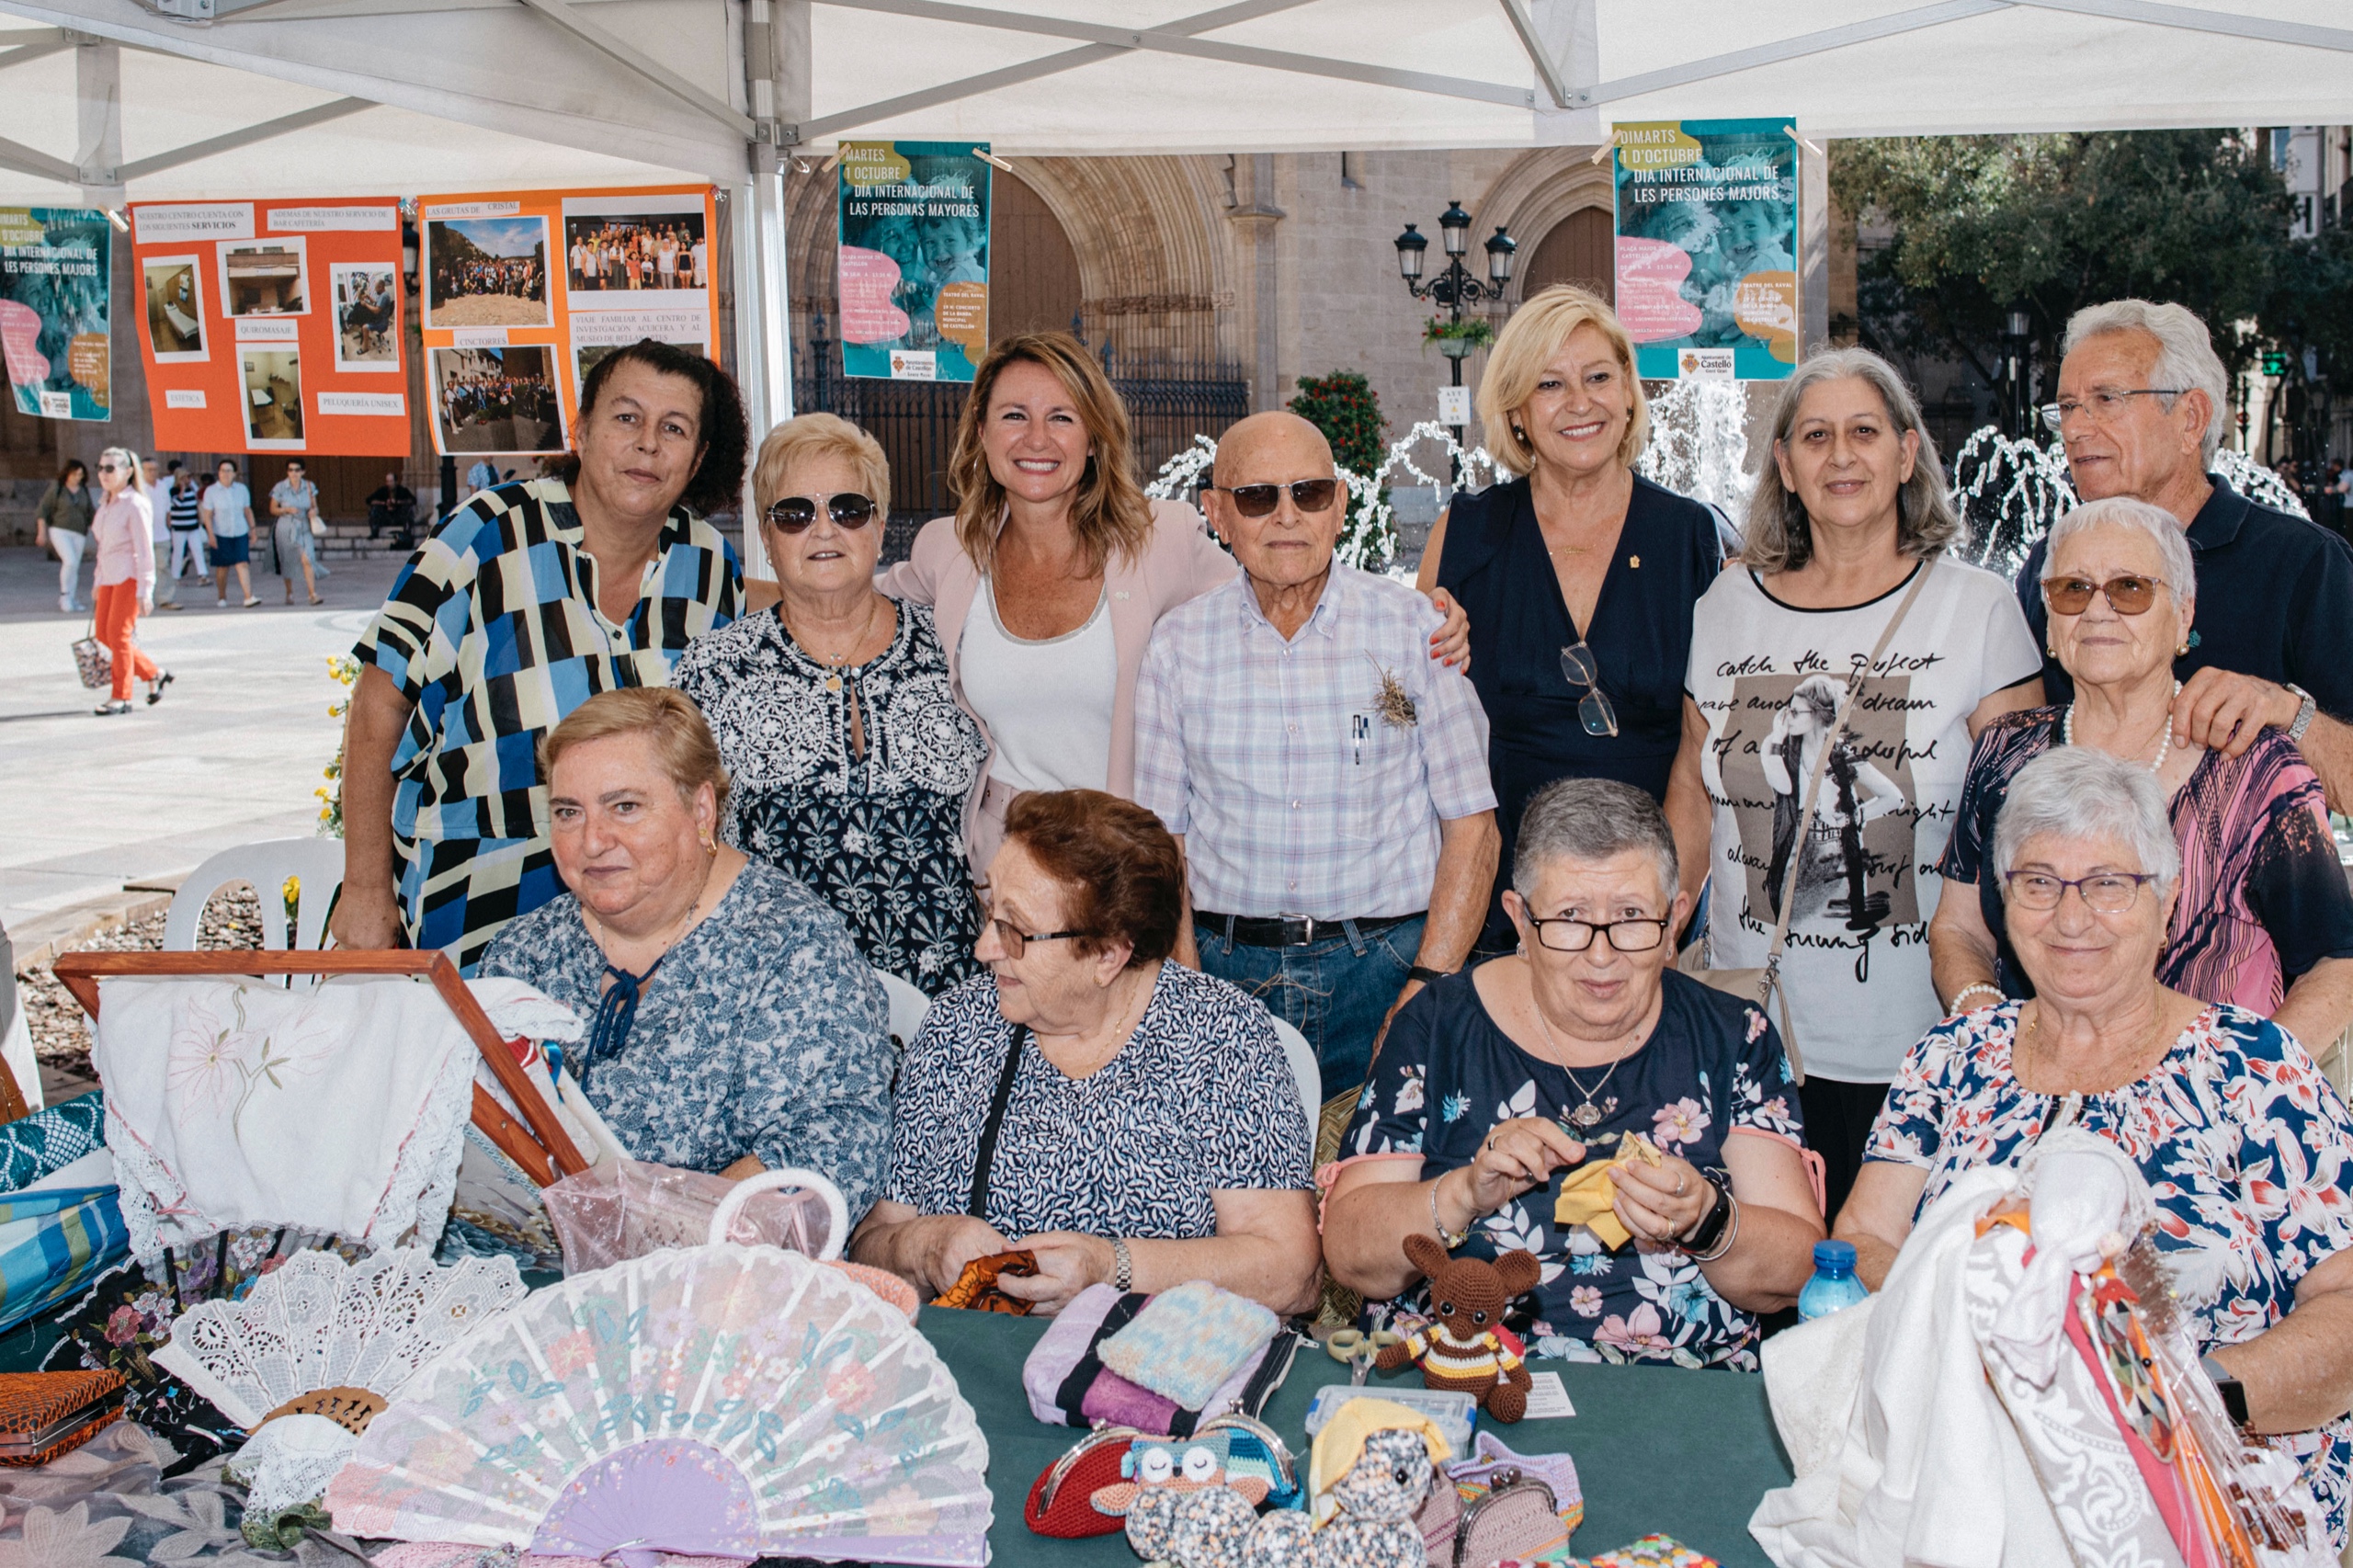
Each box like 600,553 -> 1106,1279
154,1247 -> 527,1517
324,1242 -> 993,1566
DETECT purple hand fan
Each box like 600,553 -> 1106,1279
530,1439 -> 763,1567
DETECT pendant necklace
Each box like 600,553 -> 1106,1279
1527,978 -> 1632,1130
792,597 -> 883,694
2063,679 -> 2181,772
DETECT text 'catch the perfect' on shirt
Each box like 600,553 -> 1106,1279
1683,555 -> 2041,1085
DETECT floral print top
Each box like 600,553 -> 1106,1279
1340,967 -> 1806,1371
1865,1000 -> 2353,1542
675,601 -> 989,994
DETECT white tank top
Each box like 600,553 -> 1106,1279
959,577 -> 1117,795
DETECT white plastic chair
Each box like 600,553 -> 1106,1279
874,967 -> 931,1050
1270,1017 -> 1322,1160
165,839 -> 348,979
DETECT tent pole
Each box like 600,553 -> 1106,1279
74,35 -> 122,204
733,157 -> 792,586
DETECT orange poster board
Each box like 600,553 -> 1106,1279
129,198 -> 408,456
414,185 -> 718,459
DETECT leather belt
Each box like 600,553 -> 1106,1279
1194,910 -> 1422,949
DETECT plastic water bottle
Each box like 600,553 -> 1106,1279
1798,1239 -> 1870,1321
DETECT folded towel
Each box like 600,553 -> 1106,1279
1552,1131 -> 1661,1250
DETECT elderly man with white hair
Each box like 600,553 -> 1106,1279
2015,298 -> 2353,808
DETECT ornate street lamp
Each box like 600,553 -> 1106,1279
1395,202 -> 1514,475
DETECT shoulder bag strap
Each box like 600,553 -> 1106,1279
966,1024 -> 1029,1219
1757,556 -> 1938,976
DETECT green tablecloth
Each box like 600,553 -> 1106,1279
917,1307 -> 1794,1568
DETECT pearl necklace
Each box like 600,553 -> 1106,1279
2063,678 -> 2181,773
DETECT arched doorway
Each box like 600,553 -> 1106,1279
1519,207 -> 1614,305
989,172 -> 1083,342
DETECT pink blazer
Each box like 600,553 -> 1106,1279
876,498 -> 1235,871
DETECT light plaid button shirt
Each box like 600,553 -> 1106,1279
1134,565 -> 1495,919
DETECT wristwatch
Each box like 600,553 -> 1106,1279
1109,1237 -> 1133,1293
2201,1354 -> 2251,1430
1406,965 -> 1452,986
2286,683 -> 2317,743
1678,1177 -> 1733,1258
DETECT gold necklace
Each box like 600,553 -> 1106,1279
789,595 -> 884,693
1524,969 -> 1647,1130
2018,994 -> 2166,1095
584,846 -> 717,974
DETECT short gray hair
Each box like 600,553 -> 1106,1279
1514,777 -> 1677,903
1992,747 -> 2180,892
2042,495 -> 2197,617
2062,300 -> 2230,465
1745,347 -> 1965,574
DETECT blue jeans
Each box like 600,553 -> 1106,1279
1197,914 -> 1426,1102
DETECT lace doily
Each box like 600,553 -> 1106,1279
231,1414 -> 358,1518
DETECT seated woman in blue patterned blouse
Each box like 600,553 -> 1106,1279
1323,778 -> 1824,1371
478,687 -> 894,1215
851,790 -> 1318,1315
676,413 -> 988,995
1839,747 -> 2353,1545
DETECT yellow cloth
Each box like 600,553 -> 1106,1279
1308,1397 -> 1452,1525
1552,1131 -> 1663,1250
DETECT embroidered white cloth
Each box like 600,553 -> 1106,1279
94,976 -> 480,1260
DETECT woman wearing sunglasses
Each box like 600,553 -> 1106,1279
1671,348 -> 2044,1219
1932,495 -> 2353,1050
875,331 -> 1468,876
1418,286 -> 1729,959
674,414 -> 989,994
86,446 -> 170,716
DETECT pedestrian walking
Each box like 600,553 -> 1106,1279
201,459 -> 259,608
87,447 -> 169,716
142,458 -> 182,611
33,460 -> 94,613
268,459 -> 324,605
164,460 -> 207,590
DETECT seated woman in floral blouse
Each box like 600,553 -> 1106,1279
1322,778 -> 1824,1370
478,687 -> 894,1214
852,790 -> 1318,1316
675,413 -> 989,994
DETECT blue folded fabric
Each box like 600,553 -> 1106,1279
0,1186 -> 129,1333
0,1094 -> 107,1196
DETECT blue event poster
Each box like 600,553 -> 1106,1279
835,142 -> 992,383
0,207 -> 111,420
1613,119 -> 1797,382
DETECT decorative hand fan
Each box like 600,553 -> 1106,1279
154,1248 -> 526,1518
324,1242 -> 993,1566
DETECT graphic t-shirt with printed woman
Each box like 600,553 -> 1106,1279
1338,967 -> 1805,1370
1683,557 -> 2041,1085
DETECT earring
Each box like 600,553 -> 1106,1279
2177,641 -> 2189,655
1512,426 -> 1526,441
699,831 -> 716,854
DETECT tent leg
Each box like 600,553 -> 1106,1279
74,37 -> 122,204
733,161 -> 792,585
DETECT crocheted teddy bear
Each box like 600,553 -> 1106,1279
1375,1234 -> 1541,1422
1124,1426 -> 1434,1568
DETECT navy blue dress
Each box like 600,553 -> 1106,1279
1435,475 -> 1722,949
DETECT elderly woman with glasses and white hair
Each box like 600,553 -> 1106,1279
1934,495 -> 2353,1051
1323,778 -> 1824,1372
1843,745 -> 2353,1547
1666,347 -> 2045,1221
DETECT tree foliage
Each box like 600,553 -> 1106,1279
1289,369 -> 1387,476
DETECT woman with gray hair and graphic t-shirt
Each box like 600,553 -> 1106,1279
1665,347 -> 2045,1218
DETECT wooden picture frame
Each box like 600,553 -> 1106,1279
50,949 -> 588,1187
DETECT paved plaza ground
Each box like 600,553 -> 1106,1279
0,544 -> 404,944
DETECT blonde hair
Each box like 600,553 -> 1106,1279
1477,285 -> 1651,477
1744,347 -> 1963,574
753,412 -> 891,519
97,447 -> 148,498
539,687 -> 730,820
948,332 -> 1154,575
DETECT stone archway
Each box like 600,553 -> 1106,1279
1473,149 -> 1616,309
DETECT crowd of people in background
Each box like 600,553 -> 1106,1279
565,221 -> 707,293
431,255 -> 543,308
438,372 -> 560,437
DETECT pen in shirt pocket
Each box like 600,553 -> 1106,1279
1353,712 -> 1370,764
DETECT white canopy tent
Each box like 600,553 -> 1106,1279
2,0 -> 2350,492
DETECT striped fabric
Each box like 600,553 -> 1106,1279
0,1187 -> 128,1334
355,478 -> 740,971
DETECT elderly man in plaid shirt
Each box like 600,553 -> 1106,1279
1136,411 -> 1500,1097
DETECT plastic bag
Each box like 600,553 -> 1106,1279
540,1159 -> 837,1274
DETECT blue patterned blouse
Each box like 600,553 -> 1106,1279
1341,967 -> 1806,1372
674,601 -> 987,994
478,859 -> 894,1215
885,962 -> 1313,1240
1867,1000 -> 2353,1544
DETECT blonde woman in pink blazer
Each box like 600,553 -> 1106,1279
873,332 -> 1468,875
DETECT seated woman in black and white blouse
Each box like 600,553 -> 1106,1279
851,789 -> 1319,1315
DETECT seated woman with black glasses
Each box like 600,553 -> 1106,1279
851,790 -> 1319,1316
675,414 -> 990,994
1321,778 -> 1824,1370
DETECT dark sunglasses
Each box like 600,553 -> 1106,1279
1211,479 -> 1339,517
2041,574 -> 2165,617
95,463 -> 121,474
767,493 -> 877,532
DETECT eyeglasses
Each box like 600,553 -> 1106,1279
1524,915 -> 1669,953
2003,869 -> 2159,915
2041,574 -> 2166,616
2039,388 -> 2187,432
1559,642 -> 1619,737
972,894 -> 1091,959
1210,479 -> 1339,517
767,493 -> 877,532
95,463 -> 120,474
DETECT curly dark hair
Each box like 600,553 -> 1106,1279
1001,789 -> 1183,967
556,339 -> 748,516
